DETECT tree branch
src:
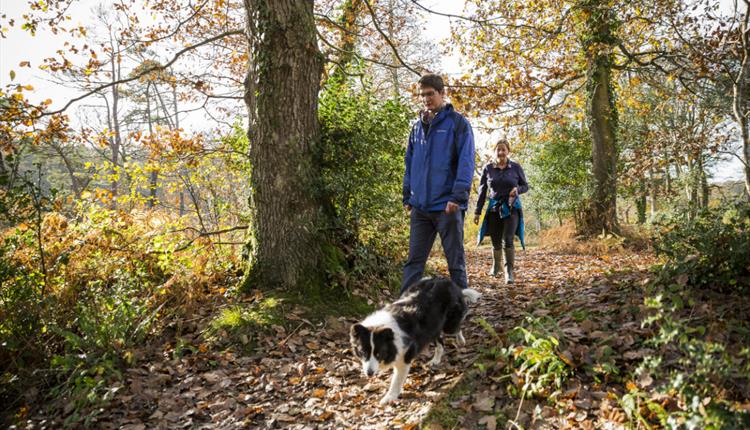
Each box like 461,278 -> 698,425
42,29 -> 245,117
361,0 -> 423,76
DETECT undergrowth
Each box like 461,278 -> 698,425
625,202 -> 750,429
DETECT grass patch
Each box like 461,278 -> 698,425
421,366 -> 481,429
204,285 -> 377,354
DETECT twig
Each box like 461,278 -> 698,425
41,29 -> 244,117
361,0 -> 423,76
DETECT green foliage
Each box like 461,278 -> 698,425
204,298 -> 282,354
48,277 -> 157,423
653,202 -> 750,292
522,121 -> 592,221
0,197 -> 242,419
637,293 -> 750,429
625,202 -> 750,428
500,315 -> 573,400
318,76 -> 412,262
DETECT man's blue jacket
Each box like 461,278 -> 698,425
402,104 -> 475,212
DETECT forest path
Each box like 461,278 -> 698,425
28,247 -> 655,429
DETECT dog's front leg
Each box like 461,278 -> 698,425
428,338 -> 444,366
380,361 -> 410,405
456,330 -> 466,345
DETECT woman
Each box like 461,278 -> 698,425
473,138 -> 528,284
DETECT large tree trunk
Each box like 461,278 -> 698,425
581,0 -> 618,234
243,0 -> 327,289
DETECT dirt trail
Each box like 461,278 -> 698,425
25,247 -> 652,429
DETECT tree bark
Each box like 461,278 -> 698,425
581,0 -> 619,234
698,155 -> 709,209
51,143 -> 82,198
146,82 -> 158,208
109,40 -> 123,207
243,0 -> 327,289
648,167 -> 657,220
330,0 -> 362,81
733,4 -> 750,199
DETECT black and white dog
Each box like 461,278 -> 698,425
350,277 -> 481,404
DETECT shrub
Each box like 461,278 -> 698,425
626,202 -> 750,429
318,76 -> 412,264
498,315 -> 573,400
653,202 -> 750,292
0,201 -> 241,420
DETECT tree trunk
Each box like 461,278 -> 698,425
734,5 -> 749,199
0,150 -> 7,180
581,0 -> 618,234
636,192 -> 647,224
386,0 -> 401,98
51,144 -> 81,198
109,44 -> 123,207
685,155 -> 697,220
535,205 -> 543,232
242,0 -> 327,290
330,0 -> 362,81
146,82 -> 158,208
648,167 -> 657,220
698,155 -> 710,209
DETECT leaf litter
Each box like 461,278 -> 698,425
21,247 -> 660,429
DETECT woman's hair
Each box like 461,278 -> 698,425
494,138 -> 510,152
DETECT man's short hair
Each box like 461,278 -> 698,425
418,74 -> 445,93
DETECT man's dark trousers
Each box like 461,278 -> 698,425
401,208 -> 468,295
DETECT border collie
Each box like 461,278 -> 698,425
350,277 -> 481,404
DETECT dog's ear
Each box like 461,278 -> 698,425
373,327 -> 394,343
351,323 -> 369,339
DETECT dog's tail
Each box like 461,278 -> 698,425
462,288 -> 482,304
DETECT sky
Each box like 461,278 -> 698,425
0,0 -> 746,182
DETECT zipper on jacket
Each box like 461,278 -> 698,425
423,109 -> 446,210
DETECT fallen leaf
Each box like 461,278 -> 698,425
473,393 -> 495,412
478,415 -> 497,430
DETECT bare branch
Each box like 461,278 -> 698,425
42,29 -> 245,117
361,0 -> 423,76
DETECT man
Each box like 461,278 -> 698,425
401,73 -> 475,295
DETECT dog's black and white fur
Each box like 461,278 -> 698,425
350,277 -> 481,404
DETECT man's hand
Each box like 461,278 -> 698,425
473,214 -> 480,225
445,201 -> 459,214
404,204 -> 412,214
509,187 -> 518,197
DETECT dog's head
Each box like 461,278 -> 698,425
350,323 -> 397,377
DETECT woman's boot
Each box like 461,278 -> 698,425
490,248 -> 503,277
503,247 -> 515,284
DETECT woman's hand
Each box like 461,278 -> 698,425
509,187 -> 518,197
473,214 -> 480,225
